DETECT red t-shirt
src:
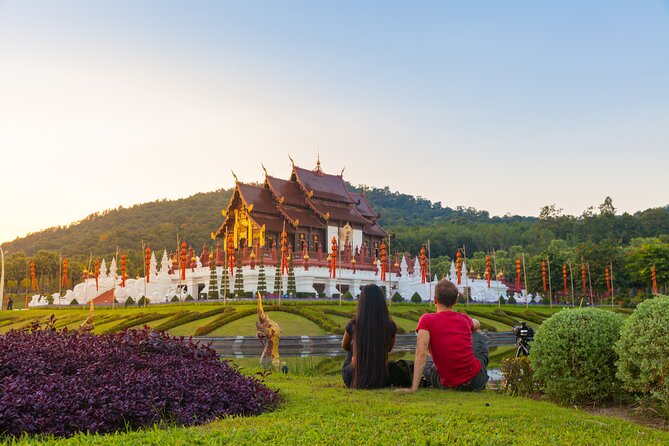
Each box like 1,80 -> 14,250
416,311 -> 480,387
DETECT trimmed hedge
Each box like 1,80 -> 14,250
101,313 -> 167,334
616,295 -> 669,418
531,308 -> 625,405
193,308 -> 257,336
410,292 -> 422,303
502,309 -> 547,325
153,307 -> 232,332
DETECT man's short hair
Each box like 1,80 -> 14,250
435,279 -> 459,306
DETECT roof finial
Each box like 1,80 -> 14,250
340,166 -> 345,177
316,147 -> 321,172
231,170 -> 238,185
261,163 -> 268,178
288,155 -> 295,168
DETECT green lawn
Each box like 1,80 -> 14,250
12,374 -> 668,445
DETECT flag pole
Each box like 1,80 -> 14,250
462,244 -> 469,306
586,261 -> 594,306
522,252 -> 529,308
112,246 -> 118,310
567,258 -> 575,306
427,239 -> 432,304
546,255 -> 553,308
610,261 -> 615,308
492,249 -> 501,307
58,251 -> 62,310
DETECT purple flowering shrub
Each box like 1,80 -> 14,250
0,317 -> 279,437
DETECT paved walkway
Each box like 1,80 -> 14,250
195,331 -> 517,357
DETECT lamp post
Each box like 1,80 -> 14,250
0,247 -> 6,310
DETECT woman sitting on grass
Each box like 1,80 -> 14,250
341,284 -> 397,389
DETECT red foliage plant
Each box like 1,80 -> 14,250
0,316 -> 279,437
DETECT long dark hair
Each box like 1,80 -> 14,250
352,284 -> 395,389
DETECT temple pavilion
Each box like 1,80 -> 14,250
214,159 -> 388,265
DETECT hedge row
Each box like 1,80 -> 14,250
193,308 -> 257,336
464,309 -> 516,328
273,306 -> 342,335
101,313 -> 167,334
322,309 -> 354,319
502,309 -> 547,325
153,307 -> 232,332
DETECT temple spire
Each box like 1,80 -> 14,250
315,151 -> 322,173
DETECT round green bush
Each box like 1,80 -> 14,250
391,292 -> 404,303
531,307 -> 624,405
410,292 -> 422,303
616,295 -> 669,418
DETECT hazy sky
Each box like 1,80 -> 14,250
1,1 -> 668,245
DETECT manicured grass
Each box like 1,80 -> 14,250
168,313 -> 228,337
209,311 -> 327,337
391,315 -> 419,333
12,374 -> 669,445
323,313 -> 351,330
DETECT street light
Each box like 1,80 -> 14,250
0,247 -> 7,311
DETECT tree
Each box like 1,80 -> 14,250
207,256 -> 218,299
257,256 -> 267,296
220,260 -> 230,299
625,238 -> 669,292
234,256 -> 244,298
599,196 -> 616,216
273,254 -> 283,296
286,256 -> 296,297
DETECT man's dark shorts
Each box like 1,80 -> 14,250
423,331 -> 489,391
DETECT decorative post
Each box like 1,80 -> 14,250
456,250 -> 462,285
380,242 -> 387,282
331,237 -> 338,279
562,263 -> 568,297
180,242 -> 187,281
121,253 -> 127,287
303,248 -> 310,271
605,267 -> 611,295
486,255 -> 492,289
30,261 -> 38,292
420,247 -> 426,284
145,247 -> 151,284
227,233 -> 235,278
94,259 -> 100,292
651,265 -> 658,295
515,259 -> 521,291
62,257 -> 70,289
541,260 -> 547,294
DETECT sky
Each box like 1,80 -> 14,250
1,1 -> 668,245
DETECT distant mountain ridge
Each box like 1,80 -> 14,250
4,184 -> 528,257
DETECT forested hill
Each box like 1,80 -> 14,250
4,184 -> 527,258
2,184 -> 668,264
2,189 -> 234,258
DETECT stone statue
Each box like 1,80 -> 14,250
256,292 -> 281,369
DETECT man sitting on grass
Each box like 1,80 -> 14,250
398,279 -> 489,393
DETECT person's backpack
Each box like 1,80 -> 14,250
387,359 -> 413,387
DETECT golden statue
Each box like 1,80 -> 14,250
79,299 -> 95,332
256,292 -> 281,369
